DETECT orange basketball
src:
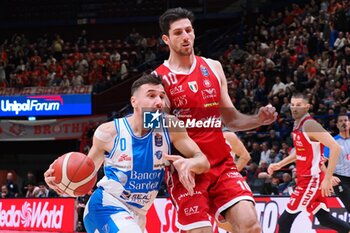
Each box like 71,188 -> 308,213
53,152 -> 97,197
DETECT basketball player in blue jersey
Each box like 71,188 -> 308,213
324,113 -> 350,213
44,74 -> 210,233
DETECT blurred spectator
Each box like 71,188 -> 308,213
260,142 -> 271,163
59,75 -> 70,89
25,181 -> 39,198
1,185 -> 14,198
21,171 -> 36,197
250,142 -> 261,165
34,182 -> 50,197
259,173 -> 280,195
52,34 -> 64,61
266,148 -> 282,165
76,30 -> 88,48
280,96 -> 291,116
71,70 -> 84,87
6,172 -> 19,197
268,76 -> 286,98
278,172 -> 293,195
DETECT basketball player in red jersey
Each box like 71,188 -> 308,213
154,7 -> 277,233
268,93 -> 350,233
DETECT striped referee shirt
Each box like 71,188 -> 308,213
324,134 -> 350,177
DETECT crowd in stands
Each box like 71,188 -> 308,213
0,29 -> 162,93
1,171 -> 58,198
1,0 -> 350,198
218,0 -> 350,194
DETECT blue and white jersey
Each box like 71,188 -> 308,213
97,116 -> 171,215
324,134 -> 350,177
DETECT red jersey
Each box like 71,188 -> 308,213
155,56 -> 232,166
293,115 -> 324,177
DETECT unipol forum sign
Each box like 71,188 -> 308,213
0,198 -> 75,232
0,94 -> 91,117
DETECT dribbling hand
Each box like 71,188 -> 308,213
44,160 -> 64,195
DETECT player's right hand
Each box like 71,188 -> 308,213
164,152 -> 195,196
267,163 -> 281,175
44,160 -> 64,195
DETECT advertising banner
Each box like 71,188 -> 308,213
0,198 -> 75,232
146,197 -> 349,233
0,94 -> 91,117
0,196 -> 347,232
0,115 -> 107,141
0,86 -> 92,96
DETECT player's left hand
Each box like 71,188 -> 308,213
44,160 -> 64,195
257,104 -> 278,125
331,176 -> 340,186
320,178 -> 334,197
164,153 -> 195,196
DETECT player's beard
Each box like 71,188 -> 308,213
179,47 -> 192,56
172,43 -> 193,56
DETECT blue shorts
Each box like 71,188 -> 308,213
83,188 -> 144,233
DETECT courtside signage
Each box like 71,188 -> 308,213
0,198 -> 75,231
0,94 -> 91,117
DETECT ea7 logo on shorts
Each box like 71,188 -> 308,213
184,206 -> 199,216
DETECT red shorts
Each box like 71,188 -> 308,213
166,159 -> 254,231
286,174 -> 329,214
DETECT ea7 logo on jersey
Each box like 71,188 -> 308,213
201,88 -> 217,99
169,85 -> 184,96
184,206 -> 199,216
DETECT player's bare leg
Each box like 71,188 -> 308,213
224,200 -> 261,233
187,226 -> 212,233
216,221 -> 234,232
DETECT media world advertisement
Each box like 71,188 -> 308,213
0,94 -> 91,117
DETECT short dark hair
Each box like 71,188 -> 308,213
337,113 -> 349,121
291,92 -> 309,102
131,73 -> 164,95
159,7 -> 195,36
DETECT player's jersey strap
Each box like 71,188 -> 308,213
293,115 -> 324,177
97,116 -> 170,213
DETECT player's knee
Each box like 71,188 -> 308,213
242,218 -> 261,233
231,215 -> 260,233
